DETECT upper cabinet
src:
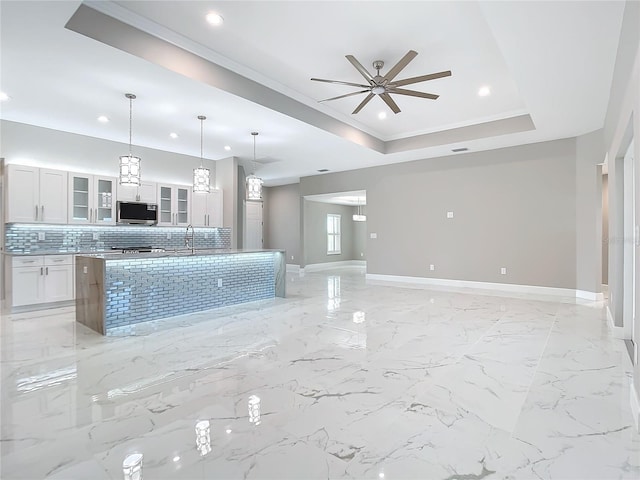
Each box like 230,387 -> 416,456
191,189 -> 224,227
68,173 -> 117,225
6,165 -> 68,223
117,181 -> 157,204
157,184 -> 191,226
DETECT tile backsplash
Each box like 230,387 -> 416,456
5,224 -> 231,253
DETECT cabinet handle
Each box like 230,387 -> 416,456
45,267 -> 49,275
95,208 -> 98,223
40,267 -> 43,275
41,205 -> 44,221
35,205 -> 39,221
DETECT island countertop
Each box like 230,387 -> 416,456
75,249 -> 286,335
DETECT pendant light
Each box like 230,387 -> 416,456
353,196 -> 366,221
246,131 -> 263,201
193,115 -> 211,193
119,93 -> 141,186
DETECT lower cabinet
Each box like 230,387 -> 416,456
11,255 -> 74,307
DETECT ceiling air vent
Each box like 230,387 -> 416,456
317,169 -> 330,173
452,147 -> 469,153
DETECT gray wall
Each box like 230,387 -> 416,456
602,173 -> 609,284
303,201 -> 358,266
353,205 -> 367,261
301,138 -> 578,289
263,183 -> 301,264
575,130 -> 605,294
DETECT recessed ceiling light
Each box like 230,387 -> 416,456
224,145 -> 231,151
378,111 -> 387,120
169,132 -> 178,139
0,91 -> 10,101
206,12 -> 224,25
97,115 -> 109,123
478,86 -> 491,97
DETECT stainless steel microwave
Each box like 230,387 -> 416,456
116,201 -> 158,225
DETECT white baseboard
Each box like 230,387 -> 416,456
302,260 -> 366,273
575,290 -> 604,301
607,306 -> 627,339
631,383 -> 640,433
286,264 -> 300,273
365,274 -> 604,300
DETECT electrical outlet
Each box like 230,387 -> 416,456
429,264 -> 435,271
92,232 -> 99,240
370,233 -> 377,239
360,252 -> 364,257
204,232 -> 209,239
166,233 -> 171,240
217,279 -> 222,287
500,267 -> 507,275
38,232 -> 45,241
447,211 -> 454,219
291,255 -> 294,260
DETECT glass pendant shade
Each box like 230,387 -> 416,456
193,166 -> 210,193
353,198 -> 366,221
193,115 -> 211,193
119,93 -> 141,186
246,173 -> 263,200
119,155 -> 141,186
246,131 -> 263,201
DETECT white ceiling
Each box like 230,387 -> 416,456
0,1 -> 626,186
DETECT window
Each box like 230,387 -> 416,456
327,214 -> 341,255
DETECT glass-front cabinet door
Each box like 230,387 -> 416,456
176,187 -> 189,226
157,184 -> 191,226
94,176 -> 116,224
68,173 -> 116,224
71,175 -> 90,223
158,186 -> 173,225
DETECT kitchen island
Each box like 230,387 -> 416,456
75,249 -> 285,335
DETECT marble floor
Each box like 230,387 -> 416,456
1,267 -> 639,479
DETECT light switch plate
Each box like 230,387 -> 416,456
447,211 -> 454,219
370,233 -> 377,239
500,267 -> 507,275
430,264 -> 435,271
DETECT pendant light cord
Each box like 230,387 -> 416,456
200,117 -> 204,167
128,95 -> 133,157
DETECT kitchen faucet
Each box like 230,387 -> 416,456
185,224 -> 195,253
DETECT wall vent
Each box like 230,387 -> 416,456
317,169 -> 330,172
452,147 -> 469,153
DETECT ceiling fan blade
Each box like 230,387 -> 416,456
345,55 -> 375,84
352,93 -> 375,114
387,88 -> 439,100
319,90 -> 370,102
380,93 -> 401,114
391,70 -> 452,87
383,50 -> 418,83
311,78 -> 371,88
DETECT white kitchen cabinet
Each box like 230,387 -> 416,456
6,165 -> 68,223
117,181 -> 157,204
11,255 -> 74,307
68,173 -> 117,225
191,189 -> 223,227
157,184 -> 191,226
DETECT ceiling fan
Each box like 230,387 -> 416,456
311,50 -> 451,115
